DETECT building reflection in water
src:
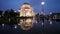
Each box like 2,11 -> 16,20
19,18 -> 35,30
49,19 -> 53,24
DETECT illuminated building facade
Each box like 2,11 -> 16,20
18,3 -> 35,17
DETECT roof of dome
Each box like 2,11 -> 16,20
23,3 -> 30,5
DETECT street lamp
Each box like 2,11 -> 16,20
41,2 -> 45,5
41,1 -> 45,34
41,1 -> 45,25
41,1 -> 45,13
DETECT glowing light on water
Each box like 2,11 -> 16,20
36,21 -> 38,24
14,25 -> 17,29
49,19 -> 52,24
42,22 -> 44,26
50,21 -> 52,24
2,24 -> 4,26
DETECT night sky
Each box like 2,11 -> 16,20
0,0 -> 60,14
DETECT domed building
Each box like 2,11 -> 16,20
18,3 -> 35,30
18,3 -> 35,17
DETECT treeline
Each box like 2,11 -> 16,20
35,12 -> 60,21
35,13 -> 52,20
0,9 -> 20,25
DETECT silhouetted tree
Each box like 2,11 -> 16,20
35,13 -> 40,20
3,9 -> 10,24
0,9 -> 20,25
0,10 -> 3,15
4,9 -> 20,25
0,10 -> 3,24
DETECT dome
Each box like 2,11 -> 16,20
18,3 -> 35,17
23,2 -> 30,5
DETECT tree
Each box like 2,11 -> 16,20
4,9 -> 20,25
3,9 -> 10,24
0,10 -> 3,15
0,10 -> 3,24
35,13 -> 40,20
